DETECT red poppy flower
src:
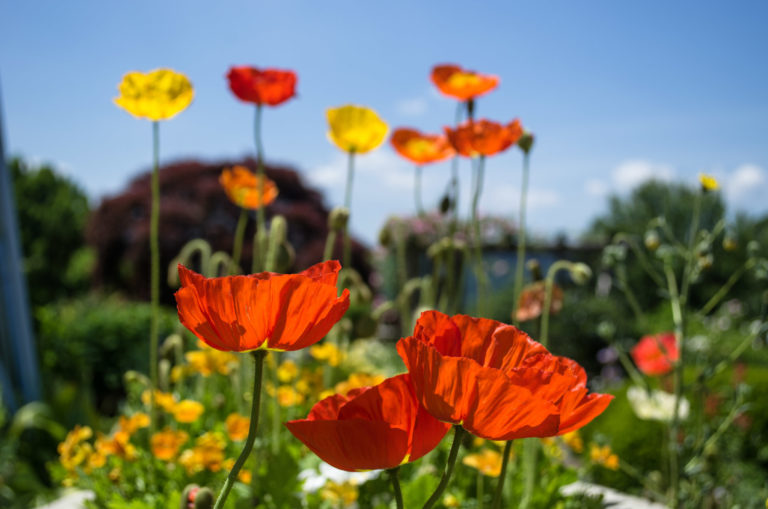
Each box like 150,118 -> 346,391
631,333 -> 678,376
175,261 -> 349,352
397,311 -> 612,440
285,374 -> 450,471
445,119 -> 523,158
431,64 -> 499,101
390,128 -> 455,165
227,66 -> 297,107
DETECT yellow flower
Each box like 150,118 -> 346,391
150,428 -> 189,461
179,432 -> 226,474
114,69 -> 194,121
699,173 -> 719,192
310,342 -> 344,367
277,359 -> 299,383
462,448 -> 503,477
223,459 -> 252,483
142,389 -> 177,412
95,430 -> 137,461
119,412 -> 150,435
334,372 -> 385,396
225,413 -> 250,441
561,431 -> 584,453
326,105 -> 388,154
186,347 -> 238,377
443,494 -> 461,508
277,385 -> 305,407
172,400 -> 205,423
320,480 -> 359,507
58,425 -> 93,472
590,444 -> 620,470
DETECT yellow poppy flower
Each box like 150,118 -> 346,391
561,430 -> 584,453
277,385 -> 305,407
172,400 -> 205,423
141,389 -> 177,412
179,432 -> 226,474
699,173 -> 719,192
119,412 -> 150,435
327,105 -> 388,154
310,342 -> 344,367
150,428 -> 189,461
590,444 -> 620,470
277,359 -> 299,383
114,68 -> 194,121
462,448 -> 503,477
225,413 -> 250,441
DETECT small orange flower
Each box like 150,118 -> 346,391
431,64 -> 499,101
515,281 -> 564,322
445,119 -> 523,158
220,166 -> 278,210
227,66 -> 297,107
390,128 -> 455,165
225,413 -> 250,441
172,400 -> 205,423
175,260 -> 350,352
631,333 -> 679,376
462,449 -> 504,477
151,428 -> 189,461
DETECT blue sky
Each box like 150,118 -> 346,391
2,1 -> 767,244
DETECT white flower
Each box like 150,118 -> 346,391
627,386 -> 690,422
298,462 -> 381,493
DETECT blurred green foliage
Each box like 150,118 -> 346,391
35,294 -> 177,420
9,157 -> 92,308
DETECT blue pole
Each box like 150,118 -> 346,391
0,79 -> 41,411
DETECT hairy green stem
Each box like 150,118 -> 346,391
491,440 -> 514,509
252,105 -> 267,273
519,438 -> 538,509
699,258 -> 756,316
511,152 -> 530,325
149,121 -> 161,437
389,467 -> 404,509
214,350 -> 267,509
540,260 -> 572,349
471,156 -> 488,315
343,151 -> 355,267
415,165 -> 424,216
664,263 -> 684,508
423,426 -> 464,509
230,208 -> 248,274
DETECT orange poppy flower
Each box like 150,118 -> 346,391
175,260 -> 350,352
397,311 -> 612,440
631,333 -> 678,376
285,374 -> 450,471
515,281 -> 564,322
220,166 -> 279,209
445,119 -> 523,158
431,64 -> 499,101
227,66 -> 297,107
390,128 -> 455,165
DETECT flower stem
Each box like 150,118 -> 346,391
491,440 -> 513,509
519,438 -> 538,509
343,151 -> 355,267
230,208 -> 248,274
511,152 -> 530,326
423,425 -> 464,509
470,156 -> 488,315
540,260 -> 571,349
213,350 -> 267,509
149,121 -> 161,437
415,165 -> 424,216
389,467 -> 404,509
252,104 -> 267,274
664,263 -> 684,509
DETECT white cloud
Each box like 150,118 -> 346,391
584,178 -> 609,197
612,160 -> 675,192
483,184 -> 560,214
725,164 -> 765,201
395,97 -> 428,117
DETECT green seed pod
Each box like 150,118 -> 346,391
644,230 -> 660,251
518,131 -> 535,155
329,206 -> 350,231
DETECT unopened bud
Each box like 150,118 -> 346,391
192,487 -> 214,509
569,263 -> 592,285
518,132 -> 535,155
722,232 -> 738,252
644,230 -> 660,251
181,485 -> 199,509
329,207 -> 350,231
439,194 -> 452,215
269,215 -> 288,246
526,259 -> 542,281
697,253 -> 714,271
378,226 -> 392,247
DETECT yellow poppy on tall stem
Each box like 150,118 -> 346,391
326,104 -> 388,265
114,68 -> 193,437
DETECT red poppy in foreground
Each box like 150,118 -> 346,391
227,66 -> 297,107
445,119 -> 523,158
397,311 -> 612,440
219,166 -> 278,209
285,374 -> 450,471
390,128 -> 455,165
431,64 -> 499,101
631,332 -> 678,376
175,261 -> 349,352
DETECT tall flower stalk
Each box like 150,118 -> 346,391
148,121 -> 161,434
